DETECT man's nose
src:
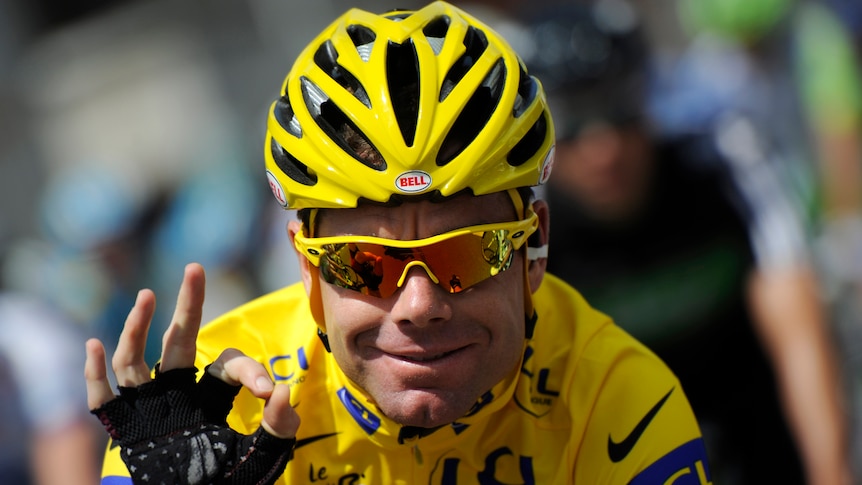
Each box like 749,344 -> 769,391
390,264 -> 452,327
395,261 -> 439,287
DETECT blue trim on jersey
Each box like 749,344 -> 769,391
101,476 -> 132,485
629,438 -> 711,484
337,386 -> 381,435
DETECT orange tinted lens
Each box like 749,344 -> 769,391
318,230 -> 516,297
319,243 -> 389,296
414,229 -> 515,293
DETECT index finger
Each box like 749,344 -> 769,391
159,263 -> 207,371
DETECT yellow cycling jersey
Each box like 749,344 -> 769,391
100,274 -> 710,484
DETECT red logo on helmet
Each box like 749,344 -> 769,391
266,170 -> 288,206
538,145 -> 555,185
395,171 -> 432,193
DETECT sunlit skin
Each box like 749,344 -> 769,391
290,192 -> 549,428
551,122 -> 655,223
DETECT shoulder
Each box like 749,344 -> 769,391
195,283 -> 314,363
532,276 -> 708,482
528,275 -> 684,410
532,274 -> 641,357
193,283 -> 324,435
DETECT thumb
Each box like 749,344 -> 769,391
261,384 -> 300,439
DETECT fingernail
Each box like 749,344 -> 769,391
256,376 -> 274,392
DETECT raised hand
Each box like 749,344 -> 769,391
84,263 -> 299,485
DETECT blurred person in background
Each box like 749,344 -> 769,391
0,248 -> 103,484
520,1 -> 852,483
0,1 -> 310,481
671,0 -> 862,230
4,0 -> 288,366
666,0 -> 862,477
0,4 -> 105,482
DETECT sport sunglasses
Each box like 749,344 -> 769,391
293,211 -> 539,298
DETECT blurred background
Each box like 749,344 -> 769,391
0,0 -> 859,483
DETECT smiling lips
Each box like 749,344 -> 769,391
397,351 -> 453,363
386,346 -> 467,364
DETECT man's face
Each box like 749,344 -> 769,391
551,121 -> 654,223
296,192 -> 531,428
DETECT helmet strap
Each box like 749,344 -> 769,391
317,327 -> 332,353
506,188 -> 538,338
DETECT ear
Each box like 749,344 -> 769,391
288,219 -> 314,296
527,198 -> 549,293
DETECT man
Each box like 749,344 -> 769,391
522,2 -> 851,484
84,2 -> 710,483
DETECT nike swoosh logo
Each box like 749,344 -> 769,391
295,432 -> 340,450
607,387 -> 674,463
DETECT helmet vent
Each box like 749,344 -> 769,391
507,110 -> 548,167
347,25 -> 376,62
383,12 -> 412,21
423,16 -> 450,55
437,59 -> 505,166
439,26 -> 488,102
301,76 -> 329,118
314,40 -> 371,108
270,138 -> 317,186
302,77 -> 386,172
274,95 -> 302,137
387,41 -> 420,147
513,67 -> 538,118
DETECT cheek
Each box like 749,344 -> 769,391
472,258 -> 526,332
463,271 -> 527,382
319,283 -> 383,351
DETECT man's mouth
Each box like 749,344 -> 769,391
390,348 -> 462,363
401,352 -> 449,362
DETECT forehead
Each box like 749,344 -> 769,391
316,192 -> 517,238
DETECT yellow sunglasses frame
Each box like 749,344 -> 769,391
293,210 -> 539,291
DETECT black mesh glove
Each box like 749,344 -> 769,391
91,365 -> 295,485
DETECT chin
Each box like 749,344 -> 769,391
379,388 -> 473,428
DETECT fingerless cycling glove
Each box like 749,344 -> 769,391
91,366 -> 295,485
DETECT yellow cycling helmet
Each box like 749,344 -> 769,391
264,1 -> 555,210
